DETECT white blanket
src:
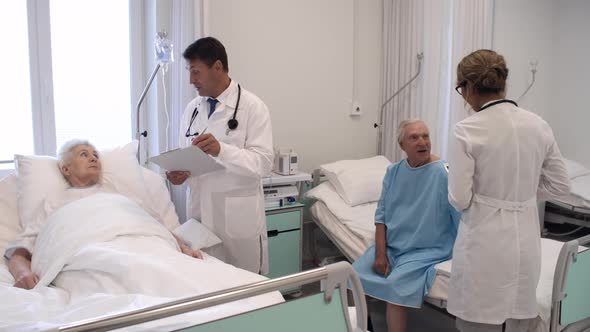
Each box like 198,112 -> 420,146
1,193 -> 283,331
570,174 -> 590,202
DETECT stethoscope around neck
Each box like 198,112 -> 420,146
185,84 -> 241,137
478,99 -> 518,112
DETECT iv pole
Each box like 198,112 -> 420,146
136,63 -> 161,162
135,30 -> 173,163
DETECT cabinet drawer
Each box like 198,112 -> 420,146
266,229 -> 301,280
266,210 -> 301,232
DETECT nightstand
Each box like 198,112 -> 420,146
265,203 -> 304,292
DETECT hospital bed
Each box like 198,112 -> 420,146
0,149 -> 365,331
540,159 -> 590,235
307,167 -> 590,332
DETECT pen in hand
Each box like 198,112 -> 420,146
191,127 -> 207,145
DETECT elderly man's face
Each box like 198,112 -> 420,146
400,122 -> 431,167
61,144 -> 102,187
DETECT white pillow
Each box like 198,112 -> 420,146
141,167 -> 180,231
564,159 -> 590,179
320,156 -> 391,206
14,141 -> 149,228
0,173 -> 20,266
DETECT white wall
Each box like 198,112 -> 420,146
547,0 -> 590,167
493,0 -> 590,167
206,0 -> 382,171
492,0 -> 556,119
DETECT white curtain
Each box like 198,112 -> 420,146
143,0 -> 203,222
381,0 -> 424,162
381,0 -> 493,162
443,0 -> 494,157
165,0 -> 203,223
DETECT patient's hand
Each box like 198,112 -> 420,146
166,171 -> 191,185
14,272 -> 39,290
372,255 -> 391,277
181,245 -> 203,259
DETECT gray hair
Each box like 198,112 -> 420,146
397,119 -> 424,144
57,139 -> 96,168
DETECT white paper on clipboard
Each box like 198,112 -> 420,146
149,146 -> 225,177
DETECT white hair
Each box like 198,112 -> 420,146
57,139 -> 96,168
397,119 -> 424,144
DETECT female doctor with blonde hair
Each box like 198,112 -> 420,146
447,49 -> 570,332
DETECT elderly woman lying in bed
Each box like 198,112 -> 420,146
352,120 -> 461,332
6,140 -> 202,291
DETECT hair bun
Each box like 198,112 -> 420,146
457,49 -> 508,94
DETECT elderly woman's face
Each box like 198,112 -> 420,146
61,144 -> 102,187
400,122 -> 431,166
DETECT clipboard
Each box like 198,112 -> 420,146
149,146 -> 225,177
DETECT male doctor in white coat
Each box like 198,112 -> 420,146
167,37 -> 273,274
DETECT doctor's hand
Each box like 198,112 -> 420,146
372,255 -> 391,277
166,171 -> 191,185
192,133 -> 220,157
14,271 -> 39,289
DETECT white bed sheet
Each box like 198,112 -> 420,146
308,183 -> 564,331
551,174 -> 590,209
0,259 -> 283,332
570,174 -> 590,201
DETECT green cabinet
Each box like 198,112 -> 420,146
265,204 -> 303,285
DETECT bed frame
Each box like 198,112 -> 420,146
56,261 -> 367,332
542,200 -> 590,236
549,234 -> 590,332
309,169 -> 590,332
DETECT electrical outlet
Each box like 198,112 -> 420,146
351,102 -> 362,116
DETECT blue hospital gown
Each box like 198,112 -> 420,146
352,159 -> 461,307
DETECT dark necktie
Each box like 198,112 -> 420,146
207,98 -> 218,118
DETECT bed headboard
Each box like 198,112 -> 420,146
312,168 -> 326,187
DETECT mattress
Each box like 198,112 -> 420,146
549,174 -> 590,210
310,201 -> 370,260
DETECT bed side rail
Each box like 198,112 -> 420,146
58,261 -> 367,332
550,234 -> 590,332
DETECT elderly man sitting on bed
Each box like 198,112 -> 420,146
6,139 -> 201,290
352,120 -> 461,332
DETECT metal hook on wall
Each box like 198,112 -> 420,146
517,60 -> 538,102
374,52 -> 424,155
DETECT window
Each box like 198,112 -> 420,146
50,0 -> 131,151
0,0 -> 133,169
0,2 -> 34,165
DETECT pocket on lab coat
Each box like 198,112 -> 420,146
225,195 -> 259,239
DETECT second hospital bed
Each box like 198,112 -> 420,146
306,168 -> 590,332
540,159 -> 590,235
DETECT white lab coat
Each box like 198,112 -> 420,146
179,80 -> 273,274
447,101 -> 570,324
